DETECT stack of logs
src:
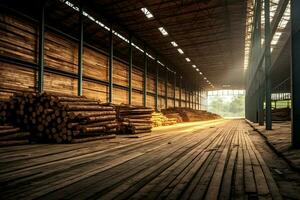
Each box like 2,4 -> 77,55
0,125 -> 30,146
117,105 -> 153,134
151,112 -> 177,127
162,108 -> 221,122
0,92 -> 117,144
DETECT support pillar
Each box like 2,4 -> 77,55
173,72 -> 176,108
165,70 -> 168,109
77,2 -> 83,96
143,50 -> 147,107
128,36 -> 132,105
291,0 -> 300,148
38,1 -> 45,93
179,76 -> 182,107
155,60 -> 159,111
108,25 -> 113,103
265,0 -> 272,130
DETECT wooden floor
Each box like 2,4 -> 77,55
0,119 -> 283,199
249,121 -> 300,171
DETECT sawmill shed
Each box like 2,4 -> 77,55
0,0 -> 300,199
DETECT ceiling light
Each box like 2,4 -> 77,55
177,48 -> 184,54
196,68 -> 199,72
199,72 -> 203,75
158,27 -> 168,36
204,77 -> 207,80
185,58 -> 191,62
141,8 -> 153,19
192,64 -> 196,68
171,41 -> 178,47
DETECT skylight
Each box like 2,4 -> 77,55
141,8 -> 154,19
158,27 -> 168,36
171,41 -> 178,47
185,58 -> 191,62
177,48 -> 184,54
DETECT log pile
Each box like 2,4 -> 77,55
271,108 -> 291,121
151,112 -> 178,127
0,92 -> 117,144
0,125 -> 30,146
162,108 -> 221,122
117,105 -> 153,134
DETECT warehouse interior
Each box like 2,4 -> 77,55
0,0 -> 300,199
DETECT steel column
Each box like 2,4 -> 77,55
155,60 -> 159,111
265,0 -> 272,130
108,25 -> 113,103
179,76 -> 182,107
143,50 -> 147,107
37,1 -> 45,93
165,70 -> 168,109
173,72 -> 176,108
77,2 -> 83,96
185,84 -> 187,108
291,0 -> 300,148
128,36 -> 132,105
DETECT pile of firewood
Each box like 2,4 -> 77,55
117,105 -> 153,134
0,92 -> 117,144
0,124 -> 30,146
151,112 -> 177,127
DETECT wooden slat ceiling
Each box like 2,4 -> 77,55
82,0 -> 247,90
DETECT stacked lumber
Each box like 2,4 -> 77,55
151,112 -> 178,127
162,108 -> 221,122
117,105 -> 153,134
0,92 -> 117,144
0,124 -> 30,146
272,108 -> 291,121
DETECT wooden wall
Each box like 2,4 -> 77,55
0,12 -> 204,110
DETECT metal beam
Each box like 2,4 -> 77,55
108,25 -> 113,103
265,0 -> 272,130
77,2 -> 83,96
291,0 -> 300,148
128,36 -> 132,105
143,49 -> 147,107
38,0 -> 45,93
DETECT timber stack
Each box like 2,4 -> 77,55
117,105 -> 153,134
151,112 -> 177,127
0,92 -> 117,144
162,108 -> 221,122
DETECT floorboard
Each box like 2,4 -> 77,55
0,119 -> 287,199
